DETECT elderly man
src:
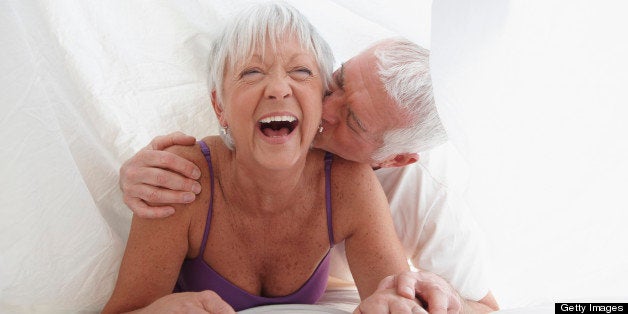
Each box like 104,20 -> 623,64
119,38 -> 499,313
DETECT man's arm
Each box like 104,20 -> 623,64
119,132 -> 201,218
375,162 -> 499,313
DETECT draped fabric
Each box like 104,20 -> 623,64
1,0 -> 626,312
431,0 -> 628,307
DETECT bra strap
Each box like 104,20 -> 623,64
324,152 -> 335,247
197,141 -> 215,256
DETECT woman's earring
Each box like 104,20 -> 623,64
318,122 -> 324,133
219,125 -> 234,150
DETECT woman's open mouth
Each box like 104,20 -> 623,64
258,115 -> 299,137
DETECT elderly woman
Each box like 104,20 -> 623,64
103,2 -> 415,313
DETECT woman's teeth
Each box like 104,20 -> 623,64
258,116 -> 298,137
258,115 -> 297,124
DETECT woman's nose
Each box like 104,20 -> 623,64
265,74 -> 292,100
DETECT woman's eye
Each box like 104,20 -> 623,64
240,68 -> 263,79
297,67 -> 313,75
290,67 -> 312,80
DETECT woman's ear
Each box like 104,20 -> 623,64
211,90 -> 227,127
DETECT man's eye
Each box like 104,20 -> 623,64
324,90 -> 333,98
332,77 -> 343,90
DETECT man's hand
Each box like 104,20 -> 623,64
354,288 -> 427,314
120,132 -> 201,218
137,291 -> 235,314
378,270 -> 463,314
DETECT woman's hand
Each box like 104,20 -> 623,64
354,288 -> 427,314
119,131 -> 201,218
137,291 -> 235,314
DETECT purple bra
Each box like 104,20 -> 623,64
174,141 -> 335,311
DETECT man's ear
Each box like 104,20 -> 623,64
375,153 -> 419,168
211,90 -> 227,126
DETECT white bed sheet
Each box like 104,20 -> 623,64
0,0 -> 431,312
2,0 -> 627,313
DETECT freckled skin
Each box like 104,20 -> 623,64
104,37 -> 408,313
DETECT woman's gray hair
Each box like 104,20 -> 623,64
371,38 -> 448,161
208,1 -> 335,107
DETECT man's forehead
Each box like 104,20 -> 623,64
338,53 -> 372,89
342,54 -> 407,136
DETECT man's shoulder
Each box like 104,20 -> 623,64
376,162 -> 447,194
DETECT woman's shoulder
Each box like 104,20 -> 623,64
200,135 -> 223,147
324,152 -> 381,204
325,152 -> 374,181
158,136 -> 221,231
324,152 -> 390,243
162,135 -> 221,162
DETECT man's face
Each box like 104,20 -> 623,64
312,47 -> 405,165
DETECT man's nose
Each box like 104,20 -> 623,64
322,92 -> 342,125
265,74 -> 292,100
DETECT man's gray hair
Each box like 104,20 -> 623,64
208,1 -> 335,107
372,38 -> 448,161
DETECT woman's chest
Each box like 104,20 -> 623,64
192,202 -> 332,297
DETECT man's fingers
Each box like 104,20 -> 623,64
133,166 -> 201,194
356,287 -> 424,314
170,132 -> 198,146
424,294 -> 449,314
135,149 -> 201,181
148,132 -> 196,151
423,286 -> 462,314
123,196 -> 175,218
393,270 -> 463,313
415,276 -> 454,314
131,184 -> 197,205
376,275 -> 396,291
396,272 -> 419,299
389,299 -> 428,314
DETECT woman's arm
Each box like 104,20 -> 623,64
103,145 -> 201,313
330,159 -> 410,299
102,205 -> 191,313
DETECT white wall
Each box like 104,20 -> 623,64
431,0 -> 628,307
